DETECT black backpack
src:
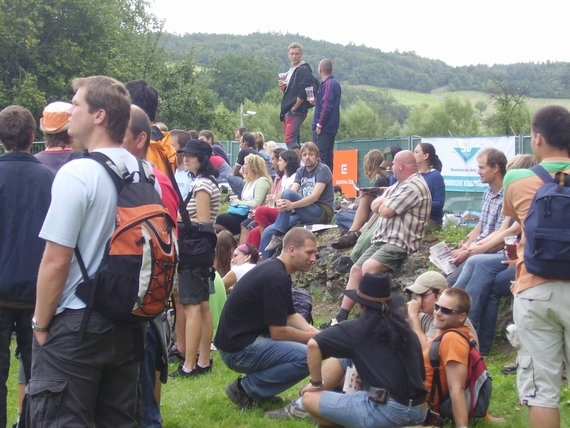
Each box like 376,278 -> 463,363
292,287 -> 313,324
523,164 -> 570,279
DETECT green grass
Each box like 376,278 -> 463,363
6,331 -> 570,427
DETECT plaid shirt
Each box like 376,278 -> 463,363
478,187 -> 504,241
372,172 -> 432,254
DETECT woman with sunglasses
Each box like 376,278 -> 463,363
222,244 -> 260,293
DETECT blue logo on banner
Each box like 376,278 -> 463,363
454,147 -> 480,164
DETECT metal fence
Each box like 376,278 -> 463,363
3,135 -> 533,214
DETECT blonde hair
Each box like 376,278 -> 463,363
506,154 -> 537,171
363,149 -> 387,181
264,140 -> 277,156
243,154 -> 271,183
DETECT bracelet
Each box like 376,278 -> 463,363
310,379 -> 324,388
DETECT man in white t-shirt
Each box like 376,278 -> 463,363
28,76 -> 149,426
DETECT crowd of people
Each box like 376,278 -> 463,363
1,40 -> 569,428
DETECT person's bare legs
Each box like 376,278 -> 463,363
197,301 -> 213,367
183,303 -> 202,370
349,194 -> 375,232
173,290 -> 186,356
529,407 -> 560,428
239,225 -> 250,245
339,259 -> 389,313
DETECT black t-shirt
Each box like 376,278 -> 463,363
314,317 -> 427,400
213,258 -> 295,352
374,172 -> 392,188
235,148 -> 257,167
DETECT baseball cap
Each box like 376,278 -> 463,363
40,101 -> 72,134
380,146 -> 403,168
405,271 -> 449,294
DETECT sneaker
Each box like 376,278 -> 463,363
331,230 -> 360,249
264,234 -> 284,252
169,363 -> 211,378
319,317 -> 339,330
266,401 -> 311,420
196,354 -> 214,369
226,377 -> 254,409
501,362 -> 518,375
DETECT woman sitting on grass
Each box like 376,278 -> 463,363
222,244 -> 260,293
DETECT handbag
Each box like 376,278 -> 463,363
228,203 -> 250,216
176,176 -> 218,271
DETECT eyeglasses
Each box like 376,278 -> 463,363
434,303 -> 462,315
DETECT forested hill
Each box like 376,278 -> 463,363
165,32 -> 570,99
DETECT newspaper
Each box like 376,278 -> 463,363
429,242 -> 457,275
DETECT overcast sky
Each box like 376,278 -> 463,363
150,0 -> 568,67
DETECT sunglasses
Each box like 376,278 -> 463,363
434,303 -> 462,315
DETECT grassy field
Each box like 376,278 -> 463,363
385,87 -> 570,114
7,334 -> 570,427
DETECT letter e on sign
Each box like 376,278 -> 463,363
342,164 -> 348,174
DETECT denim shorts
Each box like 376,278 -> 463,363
318,391 -> 427,428
178,268 -> 211,305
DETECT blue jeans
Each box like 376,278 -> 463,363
477,267 -> 514,354
218,335 -> 308,401
334,210 -> 356,231
140,325 -> 162,428
0,306 -> 33,428
453,253 -> 507,328
227,174 -> 244,197
273,189 -> 323,234
315,391 -> 427,428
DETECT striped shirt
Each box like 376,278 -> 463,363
371,172 -> 432,254
186,176 -> 221,223
478,187 -> 504,241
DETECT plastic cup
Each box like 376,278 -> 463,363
504,236 -> 518,260
278,73 -> 287,83
305,86 -> 314,101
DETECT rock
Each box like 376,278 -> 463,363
291,227 -> 434,303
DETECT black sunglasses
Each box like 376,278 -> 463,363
434,303 -> 461,315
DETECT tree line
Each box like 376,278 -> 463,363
0,1 -> 543,144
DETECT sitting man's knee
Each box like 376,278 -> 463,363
281,188 -> 296,200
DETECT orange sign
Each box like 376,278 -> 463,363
333,149 -> 358,198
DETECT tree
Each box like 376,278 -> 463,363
475,100 -> 487,115
209,54 -> 278,111
337,100 -> 384,139
486,75 -> 530,135
0,0 -> 166,118
404,97 -> 480,137
155,55 -> 219,131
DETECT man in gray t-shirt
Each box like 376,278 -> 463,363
263,142 -> 334,253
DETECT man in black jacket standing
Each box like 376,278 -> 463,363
0,105 -> 55,427
279,42 -> 315,157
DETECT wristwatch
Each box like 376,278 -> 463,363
31,317 -> 48,332
310,378 -> 324,388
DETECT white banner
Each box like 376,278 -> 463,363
421,136 -> 516,192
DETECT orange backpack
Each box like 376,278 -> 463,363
75,152 -> 178,325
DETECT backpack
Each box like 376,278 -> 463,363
75,152 -> 178,325
428,329 -> 492,420
292,287 -> 313,324
523,164 -> 570,279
